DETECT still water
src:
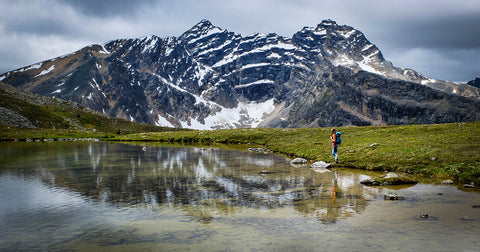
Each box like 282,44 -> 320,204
0,142 -> 479,251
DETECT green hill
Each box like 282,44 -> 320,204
0,82 -> 184,139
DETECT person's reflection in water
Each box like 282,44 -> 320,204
331,171 -> 337,202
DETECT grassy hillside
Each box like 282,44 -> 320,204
111,122 -> 480,186
0,82 -> 186,139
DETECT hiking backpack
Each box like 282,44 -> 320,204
335,132 -> 342,145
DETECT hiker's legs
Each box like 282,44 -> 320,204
332,145 -> 338,163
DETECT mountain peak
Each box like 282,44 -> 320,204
320,19 -> 338,26
179,19 -> 225,41
191,19 -> 219,33
197,19 -> 214,28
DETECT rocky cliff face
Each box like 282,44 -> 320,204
1,19 -> 479,129
468,78 -> 480,89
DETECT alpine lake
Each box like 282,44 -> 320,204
1,141 -> 479,251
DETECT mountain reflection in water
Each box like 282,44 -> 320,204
0,142 -> 380,223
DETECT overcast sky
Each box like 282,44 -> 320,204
1,0 -> 479,82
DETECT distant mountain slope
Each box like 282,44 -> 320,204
1,19 -> 479,129
0,82 -> 171,133
468,78 -> 480,89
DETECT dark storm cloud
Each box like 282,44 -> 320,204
58,0 -> 156,17
383,14 -> 480,50
3,12 -> 74,37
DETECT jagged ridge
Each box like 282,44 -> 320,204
1,19 -> 479,129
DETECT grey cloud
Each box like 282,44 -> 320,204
58,0 -> 156,17
383,14 -> 480,50
3,15 -> 75,37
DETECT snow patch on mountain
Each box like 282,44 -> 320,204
141,36 -> 159,53
156,114 -> 175,128
182,98 -> 276,130
18,63 -> 42,73
35,65 -> 55,78
236,79 -> 275,89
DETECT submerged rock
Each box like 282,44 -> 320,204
248,148 -> 266,153
360,172 -> 418,186
441,179 -> 454,185
416,213 -> 437,221
290,158 -> 308,164
384,192 -> 405,200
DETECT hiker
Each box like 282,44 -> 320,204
330,128 -> 339,163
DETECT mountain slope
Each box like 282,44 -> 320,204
1,19 -> 479,129
0,82 -> 173,134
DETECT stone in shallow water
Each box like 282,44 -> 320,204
384,192 -> 405,200
290,158 -> 308,164
441,179 -> 454,185
360,172 -> 418,186
416,213 -> 438,221
248,148 -> 266,153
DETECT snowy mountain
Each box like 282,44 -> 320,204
1,19 -> 480,129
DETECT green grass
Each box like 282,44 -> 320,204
110,122 -> 480,185
0,126 -> 104,140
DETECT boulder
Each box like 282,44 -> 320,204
360,172 -> 418,186
310,161 -> 331,169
